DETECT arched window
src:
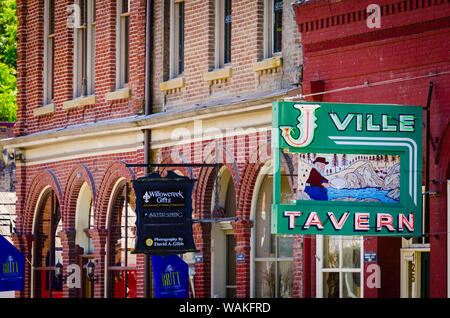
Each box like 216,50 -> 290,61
107,181 -> 136,298
33,189 -> 63,298
74,182 -> 95,297
211,167 -> 237,298
252,168 -> 293,298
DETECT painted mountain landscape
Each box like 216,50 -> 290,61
297,153 -> 401,203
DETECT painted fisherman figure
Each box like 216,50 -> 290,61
305,157 -> 330,200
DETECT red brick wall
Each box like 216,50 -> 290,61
14,0 -> 146,137
15,128 -> 284,298
14,0 -> 304,298
295,0 -> 450,298
14,150 -> 144,298
17,151 -> 145,233
151,0 -> 301,112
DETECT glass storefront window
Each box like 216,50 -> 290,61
324,236 -> 339,268
255,261 -> 275,297
342,237 -> 361,269
343,272 -> 361,298
317,235 -> 363,298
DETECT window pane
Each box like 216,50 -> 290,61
278,261 -> 293,298
110,193 -> 136,267
80,0 -> 87,26
122,0 -> 129,14
254,175 -> 294,298
342,272 -> 361,298
224,0 -> 232,64
82,27 -> 88,96
49,0 -> 55,35
273,0 -> 282,53
277,235 -> 293,258
224,177 -> 236,217
226,235 -> 236,297
323,236 -> 339,268
178,2 -> 184,74
255,177 -> 275,258
280,174 -> 293,204
91,25 -> 96,94
88,201 -> 94,252
255,261 -> 275,297
323,272 -> 339,298
124,15 -> 129,84
122,206 -> 136,266
49,38 -> 54,101
93,0 -> 96,22
342,236 -> 361,268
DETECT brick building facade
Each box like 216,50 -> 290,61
293,0 -> 449,298
2,0 -> 448,299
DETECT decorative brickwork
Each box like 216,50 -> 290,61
62,164 -> 96,230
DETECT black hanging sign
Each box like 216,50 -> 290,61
132,171 -> 198,254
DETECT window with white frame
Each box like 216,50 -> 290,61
253,174 -> 293,298
316,235 -> 364,298
169,0 -> 184,78
43,0 -> 55,105
215,0 -> 232,68
117,0 -> 130,88
263,0 -> 282,58
74,0 -> 96,98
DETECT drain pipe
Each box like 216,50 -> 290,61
144,0 -> 153,168
143,0 -> 153,298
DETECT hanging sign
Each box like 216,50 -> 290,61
151,254 -> 189,298
272,101 -> 423,236
132,171 -> 197,254
0,234 -> 25,292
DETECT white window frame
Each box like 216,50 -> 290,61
116,0 -> 130,89
316,235 -> 364,298
169,0 -> 184,79
73,0 -> 96,98
214,0 -> 231,69
43,0 -> 55,105
263,0 -> 282,59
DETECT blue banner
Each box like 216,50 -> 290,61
0,235 -> 25,292
152,255 -> 189,298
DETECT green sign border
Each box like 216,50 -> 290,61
271,101 -> 423,237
